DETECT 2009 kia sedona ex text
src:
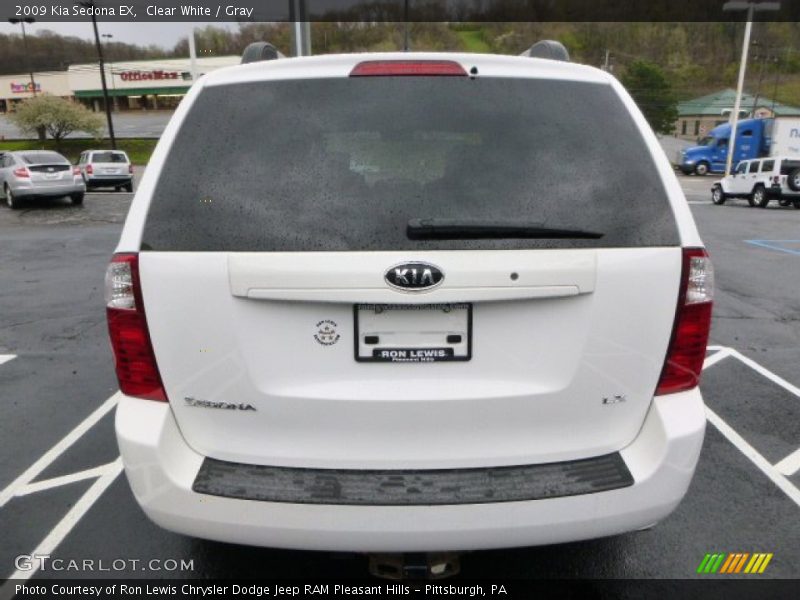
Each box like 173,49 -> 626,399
107,50 -> 713,552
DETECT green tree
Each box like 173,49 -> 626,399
621,60 -> 679,134
9,95 -> 103,144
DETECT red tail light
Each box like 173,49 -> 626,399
13,167 -> 29,178
72,166 -> 81,176
86,164 -> 93,175
105,253 -> 167,401
656,248 -> 714,395
128,163 -> 134,174
350,60 -> 467,77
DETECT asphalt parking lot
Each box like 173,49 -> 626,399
0,113 -> 171,140
0,173 -> 798,585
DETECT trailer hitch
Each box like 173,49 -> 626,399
368,552 -> 461,580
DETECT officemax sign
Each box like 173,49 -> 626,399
119,70 -> 183,82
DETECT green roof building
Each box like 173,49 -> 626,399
674,88 -> 800,140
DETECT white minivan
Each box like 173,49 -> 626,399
78,149 -> 133,192
107,49 -> 713,563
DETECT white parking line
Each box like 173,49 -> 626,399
0,391 -> 124,585
774,448 -> 800,477
0,393 -> 119,509
705,408 -> 800,507
702,348 -> 800,507
702,347 -> 731,369
15,463 -> 118,497
0,354 -> 16,366
5,458 -> 124,583
725,347 -> 800,398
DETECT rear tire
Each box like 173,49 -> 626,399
752,185 -> 769,208
778,198 -> 791,207
694,162 -> 709,176
793,200 -> 800,210
711,185 -> 726,205
788,168 -> 800,192
5,185 -> 21,209
124,182 -> 133,193
71,193 -> 84,206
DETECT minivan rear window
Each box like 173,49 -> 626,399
143,77 -> 679,251
92,152 -> 128,163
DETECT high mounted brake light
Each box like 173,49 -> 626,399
655,248 -> 714,395
105,253 -> 167,401
350,60 -> 467,77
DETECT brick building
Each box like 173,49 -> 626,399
674,89 -> 800,141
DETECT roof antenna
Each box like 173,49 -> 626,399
403,0 -> 410,51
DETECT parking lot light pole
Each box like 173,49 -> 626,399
722,1 -> 780,176
290,0 -> 311,56
77,1 -> 116,149
101,33 -> 120,111
8,18 -> 37,97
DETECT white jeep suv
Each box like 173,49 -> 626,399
107,50 -> 713,556
711,156 -> 800,209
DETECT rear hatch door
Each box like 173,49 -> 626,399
135,67 -> 683,469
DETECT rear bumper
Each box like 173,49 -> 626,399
85,176 -> 132,187
13,182 -> 84,198
771,185 -> 800,199
115,389 -> 706,552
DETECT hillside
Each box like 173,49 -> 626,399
1,22 -> 798,105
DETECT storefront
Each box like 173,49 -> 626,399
68,55 -> 239,112
0,72 -> 72,113
0,55 -> 241,117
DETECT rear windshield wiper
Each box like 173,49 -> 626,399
407,219 -> 604,240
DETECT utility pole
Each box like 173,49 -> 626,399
750,41 -> 769,117
101,33 -> 119,111
77,1 -> 116,149
8,18 -> 37,96
722,1 -> 780,177
188,27 -> 198,82
770,49 -> 784,115
403,0 -> 410,51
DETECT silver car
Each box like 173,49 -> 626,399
0,151 -> 85,209
78,150 -> 133,192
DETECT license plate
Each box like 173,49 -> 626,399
354,303 -> 472,363
102,168 -> 118,174
44,173 -> 59,179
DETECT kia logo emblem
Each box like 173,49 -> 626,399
385,262 -> 444,291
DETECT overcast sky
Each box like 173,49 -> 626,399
0,21 -> 237,48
